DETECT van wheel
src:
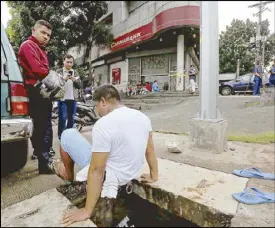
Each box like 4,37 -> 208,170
1,139 -> 28,177
221,86 -> 232,96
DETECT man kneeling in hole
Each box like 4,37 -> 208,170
50,84 -> 158,226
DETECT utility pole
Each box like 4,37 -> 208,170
249,1 -> 273,66
236,59 -> 240,79
262,36 -> 266,66
189,1 -> 228,153
199,1 -> 219,120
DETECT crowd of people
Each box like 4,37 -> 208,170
126,80 -> 161,96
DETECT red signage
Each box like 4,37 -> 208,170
110,5 -> 200,52
111,23 -> 152,52
112,68 -> 121,85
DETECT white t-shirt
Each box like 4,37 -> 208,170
63,68 -> 75,100
91,106 -> 152,186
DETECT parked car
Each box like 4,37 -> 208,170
1,23 -> 33,176
219,73 -> 270,96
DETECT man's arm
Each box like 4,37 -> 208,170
20,42 -> 49,78
85,152 -> 108,215
141,132 -> 158,183
62,125 -> 111,226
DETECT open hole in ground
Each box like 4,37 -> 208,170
114,193 -> 199,227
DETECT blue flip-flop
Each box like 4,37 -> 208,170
232,187 -> 275,205
233,167 -> 275,180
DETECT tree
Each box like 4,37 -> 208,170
219,18 -> 274,75
6,1 -> 113,74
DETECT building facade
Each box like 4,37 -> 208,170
69,1 -> 201,92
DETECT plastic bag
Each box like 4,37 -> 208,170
37,70 -> 65,100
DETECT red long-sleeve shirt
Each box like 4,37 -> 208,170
18,36 -> 49,86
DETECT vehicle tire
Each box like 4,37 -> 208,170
1,139 -> 28,177
221,86 -> 232,96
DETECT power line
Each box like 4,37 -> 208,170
248,1 -> 273,66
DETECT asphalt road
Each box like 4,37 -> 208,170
145,96 -> 275,134
1,95 -> 274,209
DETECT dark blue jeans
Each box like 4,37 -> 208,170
58,100 -> 77,139
269,75 -> 275,86
253,76 -> 262,95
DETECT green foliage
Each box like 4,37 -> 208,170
6,1 -> 114,67
219,18 -> 274,75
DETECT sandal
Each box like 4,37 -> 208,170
49,159 -> 73,185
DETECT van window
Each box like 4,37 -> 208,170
2,41 -> 23,82
1,44 -> 8,81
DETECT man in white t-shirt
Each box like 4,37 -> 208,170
50,84 -> 158,226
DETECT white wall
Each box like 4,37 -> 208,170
109,59 -> 129,92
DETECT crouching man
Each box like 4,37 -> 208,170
50,84 -> 158,226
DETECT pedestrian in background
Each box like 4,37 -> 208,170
253,61 -> 263,96
56,54 -> 81,139
152,80 -> 160,92
188,65 -> 197,94
269,59 -> 275,86
18,20 -> 54,174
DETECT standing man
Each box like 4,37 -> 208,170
253,61 -> 264,96
188,65 -> 197,94
269,59 -> 275,86
18,20 -> 54,174
56,54 -> 81,139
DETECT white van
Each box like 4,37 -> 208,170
1,22 -> 33,176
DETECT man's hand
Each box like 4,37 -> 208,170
140,173 -> 157,184
62,208 -> 91,227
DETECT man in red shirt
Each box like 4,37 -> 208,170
18,20 -> 54,174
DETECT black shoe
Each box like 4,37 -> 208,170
49,147 -> 55,157
38,162 -> 54,175
39,167 -> 54,175
31,154 -> 38,160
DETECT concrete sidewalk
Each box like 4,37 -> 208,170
151,132 -> 275,227
1,188 -> 96,227
1,131 -> 274,227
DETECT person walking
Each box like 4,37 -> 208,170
18,20 -> 54,174
56,54 -> 81,139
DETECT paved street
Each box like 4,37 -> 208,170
1,95 -> 274,211
145,95 -> 274,134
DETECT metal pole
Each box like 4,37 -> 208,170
262,36 -> 265,66
199,1 -> 219,120
256,1 -> 262,65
